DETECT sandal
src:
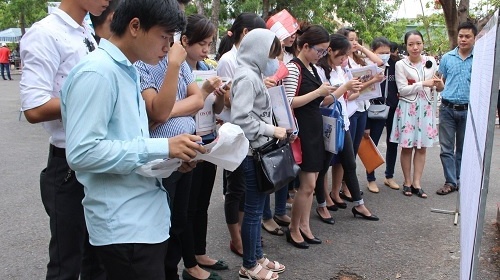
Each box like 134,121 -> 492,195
257,257 -> 285,273
436,183 -> 458,195
238,264 -> 278,280
402,185 -> 413,196
411,186 -> 427,198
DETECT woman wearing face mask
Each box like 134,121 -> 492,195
231,28 -> 286,280
314,34 -> 379,223
390,30 -> 444,198
282,24 -> 337,248
363,37 -> 393,193
216,13 -> 267,257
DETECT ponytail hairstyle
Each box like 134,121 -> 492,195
216,12 -> 266,58
317,34 -> 351,80
181,14 -> 216,46
336,27 -> 366,67
294,22 -> 329,53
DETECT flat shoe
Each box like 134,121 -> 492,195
182,269 -> 222,280
198,260 -> 229,270
273,215 -> 290,227
261,223 -> 284,236
367,181 -> 379,193
384,178 -> 400,190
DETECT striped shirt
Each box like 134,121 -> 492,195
135,58 -> 196,138
283,62 -> 315,104
438,47 -> 473,104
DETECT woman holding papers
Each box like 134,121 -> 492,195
390,30 -> 443,198
282,24 -> 337,248
315,34 -> 379,222
230,28 -> 286,280
180,14 -> 230,274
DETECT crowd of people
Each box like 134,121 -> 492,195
18,0 -> 479,279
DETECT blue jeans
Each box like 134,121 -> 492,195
439,105 -> 467,187
241,156 -> 266,269
1,63 -> 11,80
366,117 -> 386,182
349,111 -> 368,156
262,185 -> 288,219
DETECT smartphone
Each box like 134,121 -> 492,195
220,77 -> 232,90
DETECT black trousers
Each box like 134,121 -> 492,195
315,133 -> 362,204
189,161 -> 217,256
163,171 -> 194,279
41,145 -> 104,280
223,166 -> 246,224
94,241 -> 168,280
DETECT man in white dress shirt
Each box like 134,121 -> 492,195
19,0 -> 110,279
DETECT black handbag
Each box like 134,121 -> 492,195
253,139 -> 300,194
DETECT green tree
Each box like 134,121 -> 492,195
0,0 -> 48,34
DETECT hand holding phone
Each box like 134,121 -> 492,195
220,77 -> 232,90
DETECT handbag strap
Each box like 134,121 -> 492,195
383,67 -> 389,105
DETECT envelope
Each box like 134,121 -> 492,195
358,136 -> 385,173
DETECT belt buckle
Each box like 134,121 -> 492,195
453,104 -> 459,110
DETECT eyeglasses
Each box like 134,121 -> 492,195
311,45 -> 328,57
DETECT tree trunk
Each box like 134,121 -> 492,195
457,0 -> 469,24
210,0 -> 221,55
195,0 -> 204,15
262,0 -> 270,19
439,0 -> 458,49
20,8 -> 26,35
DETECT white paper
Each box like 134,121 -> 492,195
195,94 -> 216,134
268,85 -> 297,133
346,64 -> 382,101
345,99 -> 358,117
136,123 -> 249,178
192,70 -> 217,88
322,115 -> 337,153
460,10 -> 498,280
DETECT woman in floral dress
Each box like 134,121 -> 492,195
390,30 -> 444,198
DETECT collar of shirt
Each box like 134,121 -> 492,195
450,46 -> 474,60
52,8 -> 82,29
99,39 -> 137,81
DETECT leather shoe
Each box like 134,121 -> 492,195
299,228 -> 322,244
352,207 -> 379,221
329,192 -> 347,209
182,269 -> 222,280
367,181 -> 379,193
315,208 -> 335,225
229,241 -> 243,257
284,228 -> 309,249
198,260 -> 229,270
273,215 -> 290,227
384,178 -> 400,190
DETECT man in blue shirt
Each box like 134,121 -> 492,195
436,21 -> 477,195
61,0 -> 206,278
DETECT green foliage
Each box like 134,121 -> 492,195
0,0 -> 48,30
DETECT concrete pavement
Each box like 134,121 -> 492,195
1,76 -> 499,279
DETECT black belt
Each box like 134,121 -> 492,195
441,99 -> 468,111
50,144 -> 66,158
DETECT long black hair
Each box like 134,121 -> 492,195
216,13 -> 266,58
317,34 -> 351,80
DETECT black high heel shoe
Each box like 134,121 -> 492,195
329,192 -> 347,209
284,228 -> 309,249
299,229 -> 322,244
315,208 -> 335,225
352,207 -> 379,221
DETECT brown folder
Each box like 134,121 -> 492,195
358,136 -> 385,173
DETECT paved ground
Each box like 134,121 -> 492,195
1,74 -> 499,279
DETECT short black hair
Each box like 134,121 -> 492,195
269,36 -> 282,58
371,37 -> 391,52
90,0 -> 122,29
389,41 -> 399,53
458,21 -> 478,36
177,0 -> 191,4
110,0 -> 186,37
182,14 -> 216,45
